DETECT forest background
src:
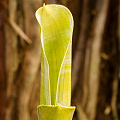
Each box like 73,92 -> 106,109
0,0 -> 120,120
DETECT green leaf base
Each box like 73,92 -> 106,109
37,105 -> 75,120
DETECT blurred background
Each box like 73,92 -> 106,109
0,0 -> 120,120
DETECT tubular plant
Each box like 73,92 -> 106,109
36,4 -> 75,120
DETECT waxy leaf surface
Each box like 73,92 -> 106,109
36,4 -> 73,106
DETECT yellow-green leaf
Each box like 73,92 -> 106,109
36,4 -> 73,106
37,105 -> 75,120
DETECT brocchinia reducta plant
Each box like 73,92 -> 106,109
35,4 -> 75,120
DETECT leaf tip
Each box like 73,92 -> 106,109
43,3 -> 46,7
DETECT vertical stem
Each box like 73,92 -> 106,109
86,0 -> 109,119
111,71 -> 119,120
0,1 -> 6,120
111,1 -> 119,120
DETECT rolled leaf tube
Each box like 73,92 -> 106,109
36,4 -> 75,120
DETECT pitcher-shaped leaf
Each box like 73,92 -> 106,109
36,4 -> 73,107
